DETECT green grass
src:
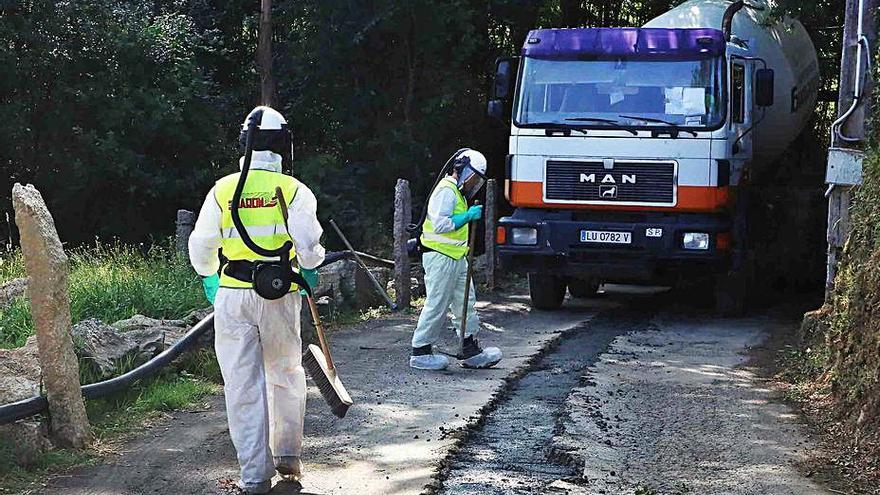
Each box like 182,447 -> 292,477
0,240 -> 224,493
0,250 -> 24,284
0,370 -> 221,493
0,444 -> 96,494
0,241 -> 205,348
86,372 -> 221,438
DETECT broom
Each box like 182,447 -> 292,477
276,187 -> 353,418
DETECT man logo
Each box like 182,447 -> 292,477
600,185 -> 618,199
580,173 -> 636,184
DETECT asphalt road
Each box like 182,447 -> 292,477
37,285 -> 829,495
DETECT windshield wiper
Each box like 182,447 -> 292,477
617,114 -> 698,137
524,122 -> 589,135
564,117 -> 618,124
563,117 -> 638,136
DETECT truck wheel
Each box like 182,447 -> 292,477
568,278 -> 601,299
528,273 -> 567,310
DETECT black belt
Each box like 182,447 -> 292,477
224,260 -> 257,283
224,260 -> 312,296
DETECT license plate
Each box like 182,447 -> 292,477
646,228 -> 663,238
580,230 -> 632,244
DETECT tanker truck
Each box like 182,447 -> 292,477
488,0 -> 819,311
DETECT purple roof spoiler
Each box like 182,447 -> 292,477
522,28 -> 726,61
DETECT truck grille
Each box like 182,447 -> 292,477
545,160 -> 677,205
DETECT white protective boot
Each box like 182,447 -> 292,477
459,336 -> 502,369
409,345 -> 450,370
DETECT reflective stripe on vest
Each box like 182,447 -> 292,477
420,177 -> 469,260
214,169 -> 300,289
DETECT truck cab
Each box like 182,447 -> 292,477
489,27 -> 779,310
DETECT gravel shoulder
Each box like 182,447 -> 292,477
554,308 -> 832,495
38,290 -> 610,495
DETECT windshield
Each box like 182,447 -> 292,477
515,57 -> 724,129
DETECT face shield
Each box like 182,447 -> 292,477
458,164 -> 487,201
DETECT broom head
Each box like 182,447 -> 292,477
303,344 -> 353,418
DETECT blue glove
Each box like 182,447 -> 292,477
299,268 -> 319,296
452,205 -> 483,229
201,273 -> 219,305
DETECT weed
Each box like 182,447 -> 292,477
87,372 -> 220,439
0,241 -> 204,348
0,444 -> 95,494
0,371 -> 219,493
0,250 -> 24,284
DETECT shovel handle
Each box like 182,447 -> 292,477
459,203 -> 480,356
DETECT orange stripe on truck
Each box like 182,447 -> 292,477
508,181 -> 730,212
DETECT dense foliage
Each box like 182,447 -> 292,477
0,0 -> 845,250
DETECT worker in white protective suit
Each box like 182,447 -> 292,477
189,106 -> 325,494
411,148 -> 503,371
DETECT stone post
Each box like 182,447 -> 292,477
393,179 -> 412,309
484,179 -> 498,290
12,184 -> 90,448
176,209 -> 195,258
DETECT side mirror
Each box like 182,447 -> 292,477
755,68 -> 774,107
487,99 -> 506,121
492,57 -> 518,101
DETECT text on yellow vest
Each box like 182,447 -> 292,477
214,169 -> 300,289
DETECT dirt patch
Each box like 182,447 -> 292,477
748,307 -> 880,495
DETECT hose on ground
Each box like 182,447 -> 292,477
0,249 -> 389,425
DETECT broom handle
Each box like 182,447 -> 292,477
307,295 -> 335,371
459,202 -> 479,356
276,186 -> 335,372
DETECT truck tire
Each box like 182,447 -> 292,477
568,278 -> 601,299
528,273 -> 567,310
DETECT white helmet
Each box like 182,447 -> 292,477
241,105 -> 287,130
454,149 -> 487,176
453,148 -> 488,200
239,106 -> 292,170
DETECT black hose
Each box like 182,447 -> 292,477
0,250 -> 372,425
0,314 -> 215,425
231,109 -> 293,259
81,314 -> 214,400
407,148 -> 468,235
721,1 -> 745,41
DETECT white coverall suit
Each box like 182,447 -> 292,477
189,151 -> 325,485
412,186 -> 480,348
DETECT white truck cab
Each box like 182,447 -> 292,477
489,0 -> 818,311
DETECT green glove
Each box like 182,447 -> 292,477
466,204 -> 484,221
452,205 -> 483,229
201,273 -> 219,305
299,268 -> 319,296
451,212 -> 469,230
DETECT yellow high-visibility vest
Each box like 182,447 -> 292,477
420,177 -> 469,260
214,169 -> 300,289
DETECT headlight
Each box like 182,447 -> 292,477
682,232 -> 710,250
511,227 -> 538,245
